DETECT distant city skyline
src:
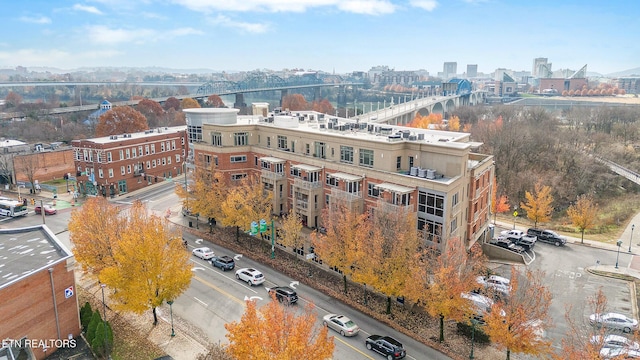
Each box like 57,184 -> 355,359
0,0 -> 638,76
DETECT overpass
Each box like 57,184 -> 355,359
595,155 -> 640,186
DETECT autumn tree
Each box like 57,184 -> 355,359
405,237 -> 485,342
279,208 -> 304,259
5,91 -> 23,108
96,106 -> 149,137
483,267 -> 553,360
448,115 -> 461,131
520,181 -> 554,228
566,194 -> 599,244
164,96 -> 181,111
176,166 -> 228,231
137,99 -> 164,128
14,153 -> 40,193
225,295 -> 335,359
408,113 -> 444,129
491,177 -> 510,225
311,198 -> 370,294
311,98 -> 335,114
281,94 -> 308,111
205,94 -> 226,108
69,199 -> 192,325
181,98 -> 201,109
220,174 -> 273,242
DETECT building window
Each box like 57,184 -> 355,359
126,149 -> 131,159
175,154 -> 181,163
172,140 -> 176,150
152,159 -> 156,168
418,218 -> 443,244
98,169 -> 104,178
291,141 -> 295,153
230,155 -> 247,163
409,156 -> 414,168
267,137 -> 271,147
121,166 -> 126,175
214,156 -> 218,166
396,156 -> 402,170
340,146 -> 353,163
367,183 -> 380,197
212,132 -> 222,146
167,156 -> 171,165
326,175 -> 338,187
108,168 -> 114,178
145,145 -> 150,155
146,161 -> 151,169
277,135 -> 287,149
314,142 -> 326,159
151,144 -> 156,154
359,149 -> 374,167
107,152 -> 112,162
161,142 -> 165,152
231,174 -> 247,181
127,165 -> 132,174
452,192 -> 459,207
138,146 -> 143,156
305,143 -> 310,155
132,147 -> 137,158
162,158 -> 166,165
418,191 -> 444,217
119,150 -> 124,160
234,132 -> 248,146
451,218 -> 458,232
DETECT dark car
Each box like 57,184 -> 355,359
365,335 -> 406,359
267,286 -> 298,305
527,228 -> 567,247
492,237 -> 526,253
211,255 -> 235,271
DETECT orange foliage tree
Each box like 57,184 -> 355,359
491,177 -> 510,224
311,98 -> 335,114
447,115 -> 461,131
4,91 -> 23,108
220,174 -> 273,242
175,165 -> 228,227
279,208 -> 304,260
225,295 -> 335,359
164,96 -> 181,111
281,94 -> 308,111
181,98 -> 201,109
137,99 -> 164,128
408,113 -> 444,129
520,181 -> 554,228
483,267 -> 553,360
567,194 -> 599,244
96,106 -> 149,137
205,94 -> 226,108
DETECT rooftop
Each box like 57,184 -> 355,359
75,125 -> 187,145
0,224 -> 73,289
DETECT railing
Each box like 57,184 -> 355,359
294,178 -> 323,190
261,170 -> 285,180
296,200 -> 309,209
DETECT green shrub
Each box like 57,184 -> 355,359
80,302 -> 93,331
86,311 -> 102,345
456,321 -> 490,344
92,321 -> 113,358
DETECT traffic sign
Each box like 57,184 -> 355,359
513,211 -> 518,217
64,286 -> 74,299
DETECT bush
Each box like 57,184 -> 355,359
80,302 -> 93,331
92,321 -> 113,358
456,322 -> 490,344
86,311 -> 102,345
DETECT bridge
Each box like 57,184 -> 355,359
595,155 -> 640,186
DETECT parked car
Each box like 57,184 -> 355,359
492,237 -> 526,254
600,347 -> 640,359
527,228 -> 567,246
267,286 -> 298,305
211,255 -> 235,271
500,230 -> 537,250
34,204 -> 57,215
461,292 -> 504,322
589,312 -> 639,333
591,334 -> 640,350
477,275 -> 511,296
192,247 -> 215,260
365,335 -> 406,359
322,314 -> 360,337
235,268 -> 265,286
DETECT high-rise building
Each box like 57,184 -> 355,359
532,58 -> 552,78
443,62 -> 457,79
466,64 -> 478,78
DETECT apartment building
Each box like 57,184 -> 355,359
185,108 -> 493,248
71,126 -> 187,197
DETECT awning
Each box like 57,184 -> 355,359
291,163 -> 322,172
375,183 -> 414,194
260,156 -> 286,163
328,172 -> 363,181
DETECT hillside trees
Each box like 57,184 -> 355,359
311,98 -> 335,114
205,94 -> 226,108
225,295 -> 335,359
567,194 -> 599,244
137,99 -> 164,128
164,96 -> 181,111
96,106 -> 149,137
281,94 -> 308,111
520,182 -> 554,228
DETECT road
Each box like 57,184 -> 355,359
1,182 -> 450,360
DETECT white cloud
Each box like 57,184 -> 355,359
167,27 -> 205,37
172,0 -> 396,14
0,49 -> 70,65
208,15 -> 270,33
141,12 -> 167,20
72,4 -> 104,15
84,25 -> 203,45
19,16 -> 52,24
409,0 -> 438,11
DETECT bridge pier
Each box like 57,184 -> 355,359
234,93 -> 248,115
280,89 -> 288,107
337,86 -> 347,108
313,86 -> 322,101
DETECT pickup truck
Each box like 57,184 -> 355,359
527,228 -> 567,246
500,230 -> 537,250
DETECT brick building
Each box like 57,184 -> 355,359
0,225 -> 80,360
185,108 -> 494,249
13,149 -> 75,183
71,126 -> 187,197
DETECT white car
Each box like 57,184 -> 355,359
590,312 -> 639,333
476,275 -> 511,295
461,292 -> 505,321
235,268 -> 265,286
192,247 -> 215,260
600,347 -> 640,359
322,314 -> 360,337
591,334 -> 640,350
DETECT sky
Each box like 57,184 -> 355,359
0,0 -> 638,76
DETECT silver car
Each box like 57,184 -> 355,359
322,314 -> 360,337
192,247 -> 215,260
589,312 -> 639,333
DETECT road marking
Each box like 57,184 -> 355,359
193,296 -> 208,307
290,280 -> 300,289
333,336 -> 375,359
194,275 -> 246,306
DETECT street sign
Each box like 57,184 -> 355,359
64,286 -> 74,299
513,211 -> 518,217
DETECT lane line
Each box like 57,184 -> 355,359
194,275 -> 247,306
193,296 -> 208,307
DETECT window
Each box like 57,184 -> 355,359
171,140 -> 176,150
162,158 -> 166,165
340,146 -> 353,163
314,142 -> 326,158
138,146 -> 143,156
146,161 -> 151,169
409,156 -> 414,168
75,149 -> 82,161
108,168 -> 114,178
345,181 -> 359,194
231,174 -> 247,181
98,169 -> 104,178
212,132 -> 222,146
167,156 -> 171,165
418,218 -> 443,244
291,141 -> 295,153
230,155 -> 247,163
267,137 -> 271,147
161,142 -> 165,152
175,154 -> 181,163
277,135 -> 287,149
127,165 -> 132,174
152,159 -> 156,168
418,191 -> 444,217
452,192 -> 459,207
119,150 -> 124,160
121,166 -> 126,175
126,149 -> 130,159
166,141 -> 170,151
107,152 -> 112,162
305,143 -> 310,155
132,147 -> 137,158
367,183 -> 380,197
326,175 -> 339,187
145,145 -> 150,155
451,218 -> 458,232
151,144 -> 156,154
359,149 -> 374,167
396,156 -> 402,170
234,132 -> 248,146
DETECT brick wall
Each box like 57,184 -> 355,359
14,149 -> 75,183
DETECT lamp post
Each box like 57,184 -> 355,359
100,284 -> 109,357
167,300 -> 175,337
470,318 -> 479,359
616,240 -> 623,269
630,224 -> 635,252
183,162 -> 188,210
271,219 -> 275,259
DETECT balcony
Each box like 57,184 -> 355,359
261,169 -> 285,180
296,200 -> 309,209
293,178 -> 322,190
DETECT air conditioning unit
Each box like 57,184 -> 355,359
418,168 -> 427,178
109,135 -> 118,140
426,169 -> 436,179
410,167 -> 418,176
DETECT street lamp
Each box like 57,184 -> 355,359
616,240 -> 623,269
630,224 -> 635,252
469,318 -> 480,359
100,284 -> 109,357
167,300 -> 175,337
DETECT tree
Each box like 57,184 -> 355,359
137,99 -> 165,128
279,208 -> 304,259
567,194 -> 599,244
225,295 -> 335,359
92,321 -> 113,358
14,153 -> 40,194
176,166 -> 228,227
80,302 -> 94,331
408,113 -> 444,129
405,237 -> 485,342
483,267 -> 553,360
5,91 -> 22,108
281,94 -> 308,111
311,98 -> 335,114
520,182 -> 554,228
220,174 -> 273,242
491,178 -> 510,225
96,106 -> 149,137
86,311 -> 102,345
181,98 -> 201,109
205,95 -> 226,108
164,96 -> 181,111
448,115 -> 461,131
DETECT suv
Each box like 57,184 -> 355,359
365,335 -> 406,359
527,228 -> 567,247
268,286 -> 298,305
211,255 -> 235,271
235,268 -> 265,286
